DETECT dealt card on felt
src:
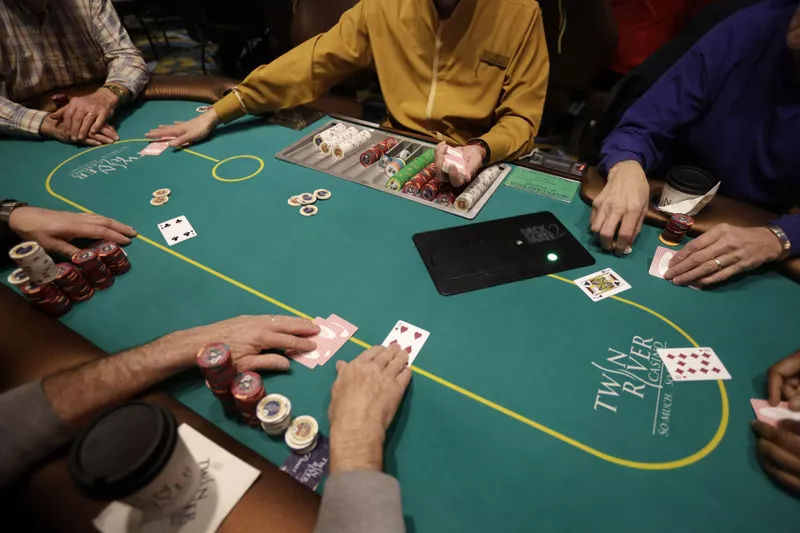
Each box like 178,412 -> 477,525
288,317 -> 349,369
381,320 -> 429,366
656,347 -> 731,382
750,399 -> 800,427
139,141 -> 170,157
573,268 -> 631,302
649,246 -> 676,279
158,216 -> 197,246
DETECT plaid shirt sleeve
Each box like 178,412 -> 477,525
0,96 -> 48,136
89,0 -> 150,98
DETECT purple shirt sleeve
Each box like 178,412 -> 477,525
770,214 -> 800,258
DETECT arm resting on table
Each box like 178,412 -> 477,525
314,471 -> 405,533
0,96 -> 48,136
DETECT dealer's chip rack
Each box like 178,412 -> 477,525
275,119 -> 511,219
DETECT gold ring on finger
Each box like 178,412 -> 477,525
714,258 -> 723,271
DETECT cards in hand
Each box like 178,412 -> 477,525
656,347 -> 731,381
381,320 -> 429,366
648,246 -> 675,279
288,314 -> 357,369
750,399 -> 800,427
574,268 -> 630,302
158,216 -> 197,246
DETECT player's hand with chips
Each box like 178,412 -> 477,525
664,224 -> 784,287
145,109 -> 221,148
434,141 -> 484,187
48,89 -> 120,143
40,114 -> 119,147
7,206 -> 137,257
591,160 -> 650,256
327,345 -> 412,473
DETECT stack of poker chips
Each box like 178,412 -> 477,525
71,249 -> 114,290
420,177 -> 442,201
319,127 -> 359,156
285,415 -> 320,454
454,165 -> 504,212
359,137 -> 398,167
53,263 -> 94,302
312,123 -> 347,149
20,280 -> 72,317
9,241 -> 58,285
659,214 -> 694,246
434,187 -> 457,207
332,130 -> 372,160
95,241 -> 131,275
51,93 -> 69,110
256,394 -> 293,436
197,343 -> 238,413
386,149 -> 435,190
231,372 -> 266,426
384,149 -> 412,177
402,164 -> 436,196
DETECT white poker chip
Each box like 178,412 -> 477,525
297,193 -> 317,205
196,105 -> 210,113
153,188 -> 171,198
150,196 -> 169,206
623,245 -> 633,255
313,189 -> 331,200
299,205 -> 318,217
287,196 -> 302,207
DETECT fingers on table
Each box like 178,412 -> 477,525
385,348 -> 409,376
597,208 -> 623,251
614,209 -> 642,255
241,352 -> 291,372
78,113 -> 95,141
47,239 -> 82,258
90,109 -> 110,135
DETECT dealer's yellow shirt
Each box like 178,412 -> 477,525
213,0 -> 549,164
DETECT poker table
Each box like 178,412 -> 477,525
2,99 -> 800,532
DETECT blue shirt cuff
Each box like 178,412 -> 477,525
598,150 -> 644,177
770,214 -> 800,259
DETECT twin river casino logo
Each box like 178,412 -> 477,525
68,146 -> 141,180
591,336 -> 676,438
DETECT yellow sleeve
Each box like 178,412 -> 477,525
474,5 -> 549,164
213,1 -> 373,123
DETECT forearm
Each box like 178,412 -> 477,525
92,0 -> 150,99
314,471 -> 405,533
0,96 -> 48,137
478,115 -> 539,164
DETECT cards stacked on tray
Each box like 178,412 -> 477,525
288,314 -> 357,369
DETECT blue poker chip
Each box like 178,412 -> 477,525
297,193 -> 316,205
299,205 -> 318,216
313,189 -> 331,200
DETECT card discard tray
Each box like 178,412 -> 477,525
275,119 -> 512,219
413,212 -> 595,295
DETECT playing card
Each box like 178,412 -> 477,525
280,434 -> 329,490
139,141 -> 170,156
656,347 -> 731,381
157,216 -> 197,246
573,268 -> 631,302
381,320 -> 430,366
750,399 -> 800,427
326,314 -> 358,338
288,318 -> 349,369
648,246 -> 676,279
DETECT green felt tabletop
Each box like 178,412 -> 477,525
2,101 -> 799,532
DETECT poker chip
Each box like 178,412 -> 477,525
197,343 -> 237,411
660,213 -> 695,246
153,188 -> 171,198
299,205 -> 318,217
297,193 -> 316,205
287,196 -> 302,207
623,245 -> 633,255
285,415 -> 319,454
96,241 -> 132,276
7,268 -> 29,286
454,165 -> 504,212
257,394 -> 293,436
71,248 -> 114,290
231,372 -> 266,426
196,105 -> 210,113
20,281 -> 72,317
313,189 -> 331,200
150,196 -> 169,206
53,262 -> 94,302
9,241 -> 58,285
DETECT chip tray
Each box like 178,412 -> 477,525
275,119 -> 512,219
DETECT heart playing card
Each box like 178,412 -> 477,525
573,268 -> 631,302
381,320 -> 429,366
750,399 -> 800,427
648,246 -> 675,279
656,347 -> 731,381
158,216 -> 197,246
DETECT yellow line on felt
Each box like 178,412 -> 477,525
182,148 -> 220,163
44,141 -> 729,471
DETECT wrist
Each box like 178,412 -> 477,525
763,225 -> 791,261
6,205 -> 30,232
157,329 -> 205,371
330,423 -> 385,474
204,108 -> 221,128
608,160 -> 645,182
99,85 -> 124,108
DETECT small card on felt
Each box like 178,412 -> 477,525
573,268 -> 630,302
656,347 -> 731,382
381,320 -> 429,366
157,216 -> 197,246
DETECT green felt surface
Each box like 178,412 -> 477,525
2,101 -> 799,532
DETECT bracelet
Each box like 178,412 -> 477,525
766,224 -> 791,261
0,200 -> 27,224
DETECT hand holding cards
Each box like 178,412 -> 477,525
287,314 -> 357,369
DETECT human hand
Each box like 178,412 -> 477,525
590,160 -> 650,255
768,349 -> 800,410
49,89 -> 119,142
146,110 -> 221,148
8,206 -> 137,257
751,419 -> 800,497
328,345 -> 413,473
664,224 -> 783,287
171,315 -> 320,372
434,141 -> 484,187
40,115 -> 119,146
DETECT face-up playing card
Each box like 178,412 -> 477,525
157,216 -> 197,246
139,141 -> 170,156
573,268 -> 631,302
381,320 -> 430,366
649,246 -> 676,279
656,347 -> 731,381
750,399 -> 800,427
288,317 -> 349,369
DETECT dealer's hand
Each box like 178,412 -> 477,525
8,207 -> 137,257
146,109 -> 221,148
590,160 -> 650,255
768,349 -> 800,410
434,141 -> 484,187
752,419 -> 800,497
664,224 -> 783,287
328,345 -> 412,473
40,115 -> 118,146
49,89 -> 120,142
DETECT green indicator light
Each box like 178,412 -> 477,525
547,253 -> 558,262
